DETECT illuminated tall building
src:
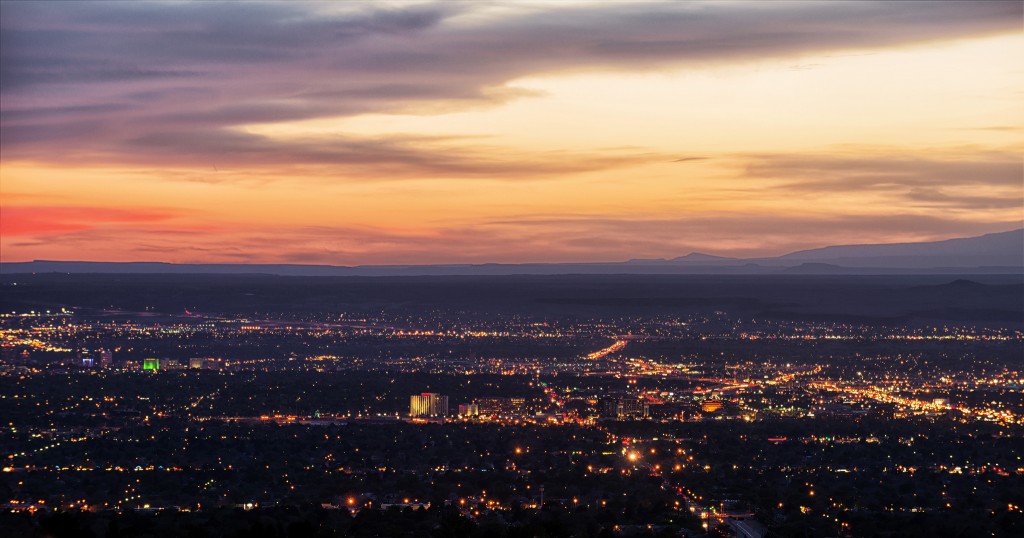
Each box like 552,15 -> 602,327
600,396 -> 648,419
410,393 -> 448,417
99,350 -> 113,367
476,397 -> 527,417
458,403 -> 479,417
143,358 -> 160,371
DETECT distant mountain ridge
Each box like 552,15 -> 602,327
2,229 -> 1021,276
627,252 -> 738,265
671,252 -> 738,263
773,228 -> 1023,267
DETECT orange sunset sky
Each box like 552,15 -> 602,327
1,1 -> 1021,265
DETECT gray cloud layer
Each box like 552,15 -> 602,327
2,1 -> 1019,176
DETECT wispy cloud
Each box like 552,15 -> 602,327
2,1 -> 1018,175
745,151 -> 1022,189
741,150 -> 1024,211
5,210 -> 1018,264
1,205 -> 181,237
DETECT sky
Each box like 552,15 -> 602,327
1,0 -> 1021,265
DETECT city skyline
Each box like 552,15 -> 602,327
2,1 -> 1021,264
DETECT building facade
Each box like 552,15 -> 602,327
600,396 -> 649,419
410,393 -> 449,417
475,397 -> 527,417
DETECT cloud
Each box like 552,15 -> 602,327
672,157 -> 709,163
746,151 -> 1022,188
741,150 -> 1024,211
477,212 -> 1022,259
2,1 -> 1019,177
0,205 -> 180,236
3,2 -> 1019,264
5,208 -> 1018,264
113,131 -> 664,180
902,188 -> 1023,211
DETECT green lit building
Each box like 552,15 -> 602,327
143,358 -> 160,371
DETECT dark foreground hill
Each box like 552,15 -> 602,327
2,273 -> 1021,324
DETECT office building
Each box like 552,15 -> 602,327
476,397 -> 527,417
600,396 -> 649,419
410,393 -> 448,417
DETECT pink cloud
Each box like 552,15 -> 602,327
0,205 -> 178,237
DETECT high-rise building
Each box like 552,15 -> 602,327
410,393 -> 448,417
457,403 -> 479,417
600,396 -> 649,419
621,398 -> 648,418
143,358 -> 160,371
189,358 -> 205,369
475,397 -> 527,417
99,350 -> 113,367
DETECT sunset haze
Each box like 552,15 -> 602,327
2,1 -> 1021,264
